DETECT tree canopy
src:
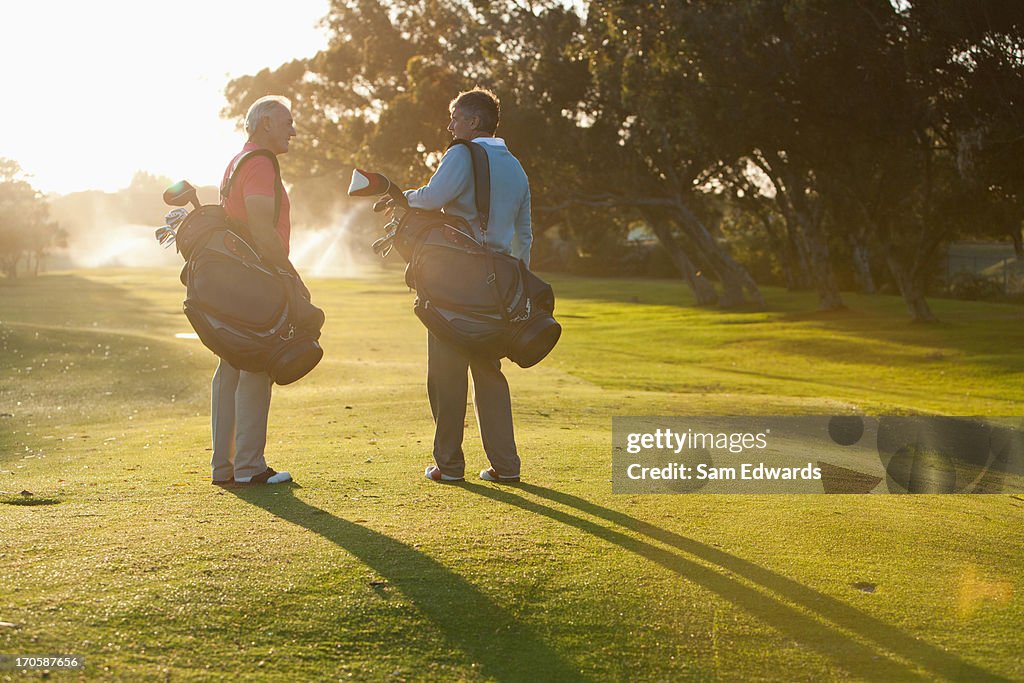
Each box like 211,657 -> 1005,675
0,159 -> 65,278
224,0 -> 1024,321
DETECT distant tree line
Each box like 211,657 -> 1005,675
47,171 -> 198,244
223,0 -> 1024,322
0,158 -> 66,278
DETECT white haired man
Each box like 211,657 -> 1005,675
404,88 -> 532,483
210,95 -> 299,486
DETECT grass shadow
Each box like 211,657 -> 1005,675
0,496 -> 61,506
755,327 -> 1024,377
548,275 -> 1024,374
227,484 -> 587,682
705,363 -> 1016,406
547,274 -> 811,313
0,272 -> 175,328
465,482 -> 1008,682
545,274 -> 702,308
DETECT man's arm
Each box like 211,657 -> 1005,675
512,187 -> 533,267
404,145 -> 472,209
244,194 -> 294,274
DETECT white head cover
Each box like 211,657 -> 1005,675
348,168 -> 391,196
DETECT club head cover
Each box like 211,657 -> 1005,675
349,168 -> 391,197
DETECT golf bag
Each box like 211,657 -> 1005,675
395,140 -> 561,368
167,150 -> 324,385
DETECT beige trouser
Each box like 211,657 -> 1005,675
211,359 -> 272,481
427,332 -> 520,479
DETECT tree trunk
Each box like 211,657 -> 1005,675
758,150 -> 842,308
1,254 -> 19,279
672,201 -> 764,308
794,206 -> 845,310
715,270 -> 747,308
644,211 -> 718,305
778,258 -> 798,291
754,209 -> 800,290
886,254 -> 937,323
778,208 -> 812,290
850,237 -> 875,294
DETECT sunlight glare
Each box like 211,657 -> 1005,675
0,1 -> 329,195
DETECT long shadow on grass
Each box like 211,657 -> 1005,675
466,483 -> 1008,682
228,485 -> 586,682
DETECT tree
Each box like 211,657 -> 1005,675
660,0 -> 1024,321
222,0 -> 1024,321
577,0 -> 765,307
222,0 -> 759,306
0,159 -> 58,279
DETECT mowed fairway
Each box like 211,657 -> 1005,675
2,269 -> 1023,682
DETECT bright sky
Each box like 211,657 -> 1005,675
0,1 -> 330,195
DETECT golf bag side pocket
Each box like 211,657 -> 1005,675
403,212 -> 561,366
182,229 -> 324,384
173,205 -> 242,261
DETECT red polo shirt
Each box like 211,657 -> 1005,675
221,142 -> 292,254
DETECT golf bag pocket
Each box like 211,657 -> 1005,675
402,211 -> 561,366
189,250 -> 286,330
506,264 -> 560,368
183,230 -> 325,384
412,236 -> 518,310
173,205 -> 236,261
415,301 -> 509,358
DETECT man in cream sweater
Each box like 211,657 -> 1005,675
404,87 -> 532,483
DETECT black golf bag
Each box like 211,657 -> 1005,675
393,140 -> 561,368
167,150 -> 324,385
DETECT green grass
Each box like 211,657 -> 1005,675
1,269 -> 1022,681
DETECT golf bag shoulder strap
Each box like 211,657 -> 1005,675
446,139 -> 491,233
219,149 -> 283,227
445,138 -> 508,321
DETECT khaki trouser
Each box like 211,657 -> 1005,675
427,332 -> 520,479
211,359 -> 272,481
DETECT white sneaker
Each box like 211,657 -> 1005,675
425,465 -> 464,482
479,468 -> 520,483
236,467 -> 292,485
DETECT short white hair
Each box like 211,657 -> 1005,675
244,95 -> 292,137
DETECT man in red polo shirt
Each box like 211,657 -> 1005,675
211,95 -> 299,486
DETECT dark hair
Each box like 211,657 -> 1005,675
450,87 -> 500,134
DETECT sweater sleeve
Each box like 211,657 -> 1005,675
511,186 -> 533,266
403,145 -> 472,210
